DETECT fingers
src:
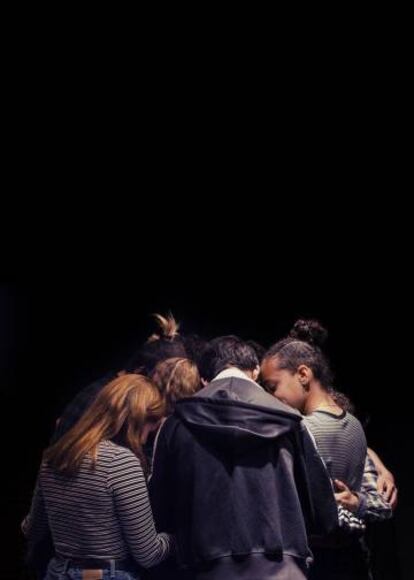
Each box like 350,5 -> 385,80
383,480 -> 393,501
377,475 -> 387,494
378,476 -> 398,509
388,486 -> 398,509
334,479 -> 348,492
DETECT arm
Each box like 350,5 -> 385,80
22,475 -> 49,542
334,479 -> 360,512
298,423 -> 339,536
109,449 -> 172,569
22,473 -> 54,571
354,455 -> 393,521
367,447 -> 398,509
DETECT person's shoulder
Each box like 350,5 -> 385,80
303,412 -> 323,425
103,440 -> 141,467
344,411 -> 366,432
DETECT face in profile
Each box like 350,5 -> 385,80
261,356 -> 307,412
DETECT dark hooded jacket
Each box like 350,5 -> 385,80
149,374 -> 338,571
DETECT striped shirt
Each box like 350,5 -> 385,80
303,412 -> 391,523
24,440 -> 171,568
303,409 -> 367,492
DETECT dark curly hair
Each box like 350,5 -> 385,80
264,319 -> 333,388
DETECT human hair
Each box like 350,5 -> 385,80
43,374 -> 165,475
151,357 -> 201,414
331,389 -> 355,414
264,319 -> 333,388
124,313 -> 187,374
246,340 -> 266,363
199,336 -> 259,382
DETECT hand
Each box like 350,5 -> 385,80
334,479 -> 360,512
377,470 -> 398,509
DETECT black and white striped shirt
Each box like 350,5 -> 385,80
303,410 -> 367,492
24,440 -> 171,568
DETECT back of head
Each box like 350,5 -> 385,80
264,319 -> 333,388
246,340 -> 266,363
44,373 -> 165,475
182,333 -> 209,366
125,313 -> 187,374
199,335 -> 259,382
151,357 -> 201,414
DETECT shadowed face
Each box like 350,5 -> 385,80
260,356 -> 307,412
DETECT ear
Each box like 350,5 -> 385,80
297,364 -> 312,391
252,365 -> 260,382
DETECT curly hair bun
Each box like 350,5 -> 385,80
288,319 -> 328,347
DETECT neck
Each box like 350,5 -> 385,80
304,384 -> 340,415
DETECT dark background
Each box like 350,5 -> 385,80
2,9 -> 411,578
2,273 -> 411,578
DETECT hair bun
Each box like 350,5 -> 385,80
147,313 -> 180,343
289,319 -> 328,347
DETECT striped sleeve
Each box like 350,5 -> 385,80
22,474 -> 50,545
108,448 -> 172,568
356,455 -> 392,522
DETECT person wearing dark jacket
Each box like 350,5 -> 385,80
149,336 -> 338,579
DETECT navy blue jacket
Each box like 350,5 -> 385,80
149,376 -> 338,571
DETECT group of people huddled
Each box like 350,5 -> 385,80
23,315 -> 397,580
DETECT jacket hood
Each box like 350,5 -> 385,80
174,376 -> 302,449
